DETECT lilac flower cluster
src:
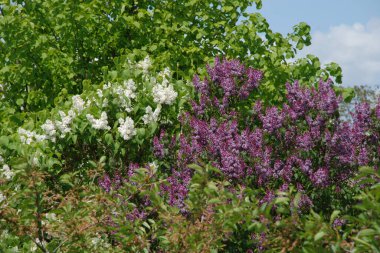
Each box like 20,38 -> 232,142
332,218 -> 346,228
154,58 -> 380,210
160,168 -> 192,212
98,162 -> 152,228
192,57 -> 263,115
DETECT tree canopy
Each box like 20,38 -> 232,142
0,0 -> 342,113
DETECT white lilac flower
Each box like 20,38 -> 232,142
113,86 -> 124,96
120,97 -> 133,112
106,80 -> 137,111
17,128 -> 46,144
102,98 -> 109,108
85,98 -> 93,108
158,67 -> 171,78
41,119 -> 56,142
103,82 -> 112,90
142,105 -> 161,124
123,79 -> 136,99
137,56 -> 152,74
113,89 -> 133,112
72,95 -> 85,113
1,164 -> 14,180
34,133 -> 47,142
18,128 -> 34,144
68,109 -> 76,117
118,117 -> 136,141
152,79 -> 178,105
97,89 -> 103,98
55,111 -> 75,137
149,161 -> 158,170
86,112 -> 111,130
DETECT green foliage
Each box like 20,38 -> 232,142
0,0 -> 342,112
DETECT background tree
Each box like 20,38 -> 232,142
0,0 -> 342,113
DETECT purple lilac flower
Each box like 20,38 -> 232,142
193,75 -> 209,95
128,163 -> 140,178
257,232 -> 267,252
333,218 -> 346,228
153,136 -> 165,158
260,107 -> 285,133
219,149 -> 247,179
297,194 -> 313,212
310,167 -> 330,187
353,102 -> 371,129
376,98 -> 380,119
259,190 -> 275,206
99,174 -> 112,192
246,68 -> 263,88
300,159 -> 312,175
253,100 -> 262,115
306,115 -> 324,139
195,57 -> 263,115
358,147 -> 369,166
279,183 -> 289,192
126,208 -> 147,221
285,81 -> 313,117
160,168 -> 191,211
314,79 -> 341,114
296,132 -> 314,151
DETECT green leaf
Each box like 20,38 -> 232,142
330,210 -> 340,224
187,164 -> 204,173
16,98 -> 24,106
105,133 -> 113,145
0,136 -> 9,147
275,197 -> 289,204
358,229 -> 377,237
314,231 -> 326,241
99,156 -> 107,163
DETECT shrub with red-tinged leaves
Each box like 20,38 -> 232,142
155,58 -> 380,212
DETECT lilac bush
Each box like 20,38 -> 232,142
153,58 -> 380,211
99,58 -> 379,221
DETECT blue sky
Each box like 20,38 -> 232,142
248,0 -> 380,88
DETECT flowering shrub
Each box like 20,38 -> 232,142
90,58 -> 380,251
153,58 -> 380,213
0,56 -> 379,252
0,0 -> 378,250
0,56 -> 189,251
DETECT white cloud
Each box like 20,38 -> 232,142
301,18 -> 380,87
